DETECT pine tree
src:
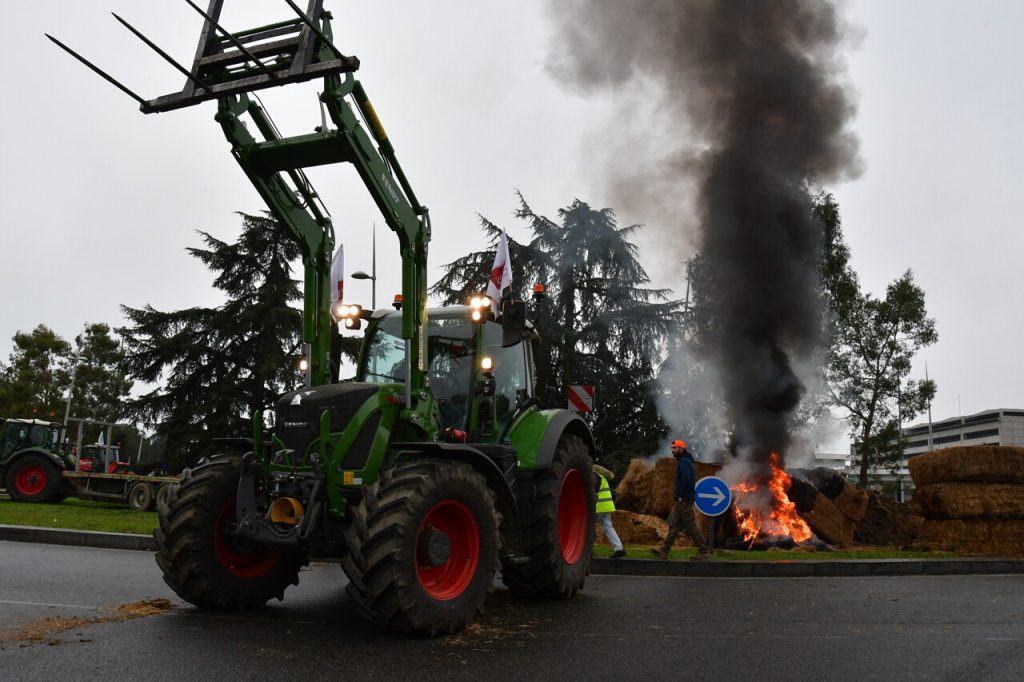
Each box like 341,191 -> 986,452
119,212 -> 305,468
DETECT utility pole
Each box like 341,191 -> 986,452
62,327 -> 86,429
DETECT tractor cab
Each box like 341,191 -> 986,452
358,304 -> 536,438
77,443 -> 130,474
0,419 -> 64,461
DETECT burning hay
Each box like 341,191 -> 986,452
910,446 -> 1024,556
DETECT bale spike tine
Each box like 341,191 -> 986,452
282,0 -> 345,60
44,33 -> 146,106
182,0 -> 279,80
111,12 -> 211,91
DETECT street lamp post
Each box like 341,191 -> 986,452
352,223 -> 377,308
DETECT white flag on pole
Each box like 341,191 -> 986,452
486,231 -> 512,314
330,244 -> 344,311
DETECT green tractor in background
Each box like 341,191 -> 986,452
51,1 -> 596,635
0,418 -> 71,503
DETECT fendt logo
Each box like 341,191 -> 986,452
381,173 -> 400,205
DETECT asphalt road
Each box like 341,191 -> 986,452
2,541 -> 1022,681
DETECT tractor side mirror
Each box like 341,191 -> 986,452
500,299 -> 527,347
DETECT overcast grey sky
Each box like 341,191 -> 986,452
1,1 -> 1021,451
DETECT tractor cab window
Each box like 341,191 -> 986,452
428,331 -> 474,430
28,425 -> 48,446
362,317 -> 407,383
484,323 -> 531,432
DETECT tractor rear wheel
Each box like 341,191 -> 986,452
128,482 -> 154,512
5,454 -> 66,503
341,459 -> 501,636
153,457 -> 307,610
501,433 -> 594,598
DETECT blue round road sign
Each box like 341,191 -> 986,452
693,476 -> 732,517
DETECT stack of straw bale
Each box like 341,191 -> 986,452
910,446 -> 1024,556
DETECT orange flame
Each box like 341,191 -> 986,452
732,452 -> 812,545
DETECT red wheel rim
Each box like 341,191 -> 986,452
416,500 -> 480,600
15,465 -> 47,496
558,468 -> 587,564
214,498 -> 281,578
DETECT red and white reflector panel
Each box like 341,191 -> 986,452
568,385 -> 594,413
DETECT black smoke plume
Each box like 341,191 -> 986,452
545,0 -> 861,483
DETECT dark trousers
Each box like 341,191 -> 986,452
659,500 -> 708,553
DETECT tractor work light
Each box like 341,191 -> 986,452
480,355 -> 494,372
469,294 -> 492,322
334,303 -> 363,319
469,295 -> 492,310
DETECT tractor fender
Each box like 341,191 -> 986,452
532,409 -> 596,470
3,448 -> 67,474
391,441 -> 520,552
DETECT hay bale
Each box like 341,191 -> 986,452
908,446 -> 1024,486
790,467 -> 847,499
801,492 -> 854,548
853,492 -> 923,547
595,510 -> 695,548
650,457 -> 677,517
595,511 -> 664,545
832,483 -> 870,523
614,459 -> 657,515
911,483 -> 1024,520
913,519 -> 1024,556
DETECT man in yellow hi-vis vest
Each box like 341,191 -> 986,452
594,462 -> 626,559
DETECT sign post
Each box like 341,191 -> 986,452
693,476 -> 732,552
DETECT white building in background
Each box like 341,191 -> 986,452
902,408 -> 1024,453
845,408 -> 1024,501
812,452 -> 849,470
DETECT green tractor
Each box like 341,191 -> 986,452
51,1 -> 596,635
0,418 -> 72,503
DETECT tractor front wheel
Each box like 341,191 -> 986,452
153,457 -> 307,610
501,433 -> 594,598
341,459 -> 501,636
5,454 -> 66,503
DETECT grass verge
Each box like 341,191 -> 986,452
0,494 -> 157,535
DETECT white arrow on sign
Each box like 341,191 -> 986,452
698,488 -> 726,506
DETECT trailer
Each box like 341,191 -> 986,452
63,467 -> 179,511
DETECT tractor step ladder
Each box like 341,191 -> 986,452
46,0 -> 359,114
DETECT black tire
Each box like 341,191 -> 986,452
5,454 -> 66,503
153,457 -> 308,610
128,482 -> 154,512
155,483 -> 173,511
501,433 -> 595,598
340,459 -> 501,636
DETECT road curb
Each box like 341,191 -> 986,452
3,525 -> 1022,577
0,524 -> 156,552
589,555 -> 1024,577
